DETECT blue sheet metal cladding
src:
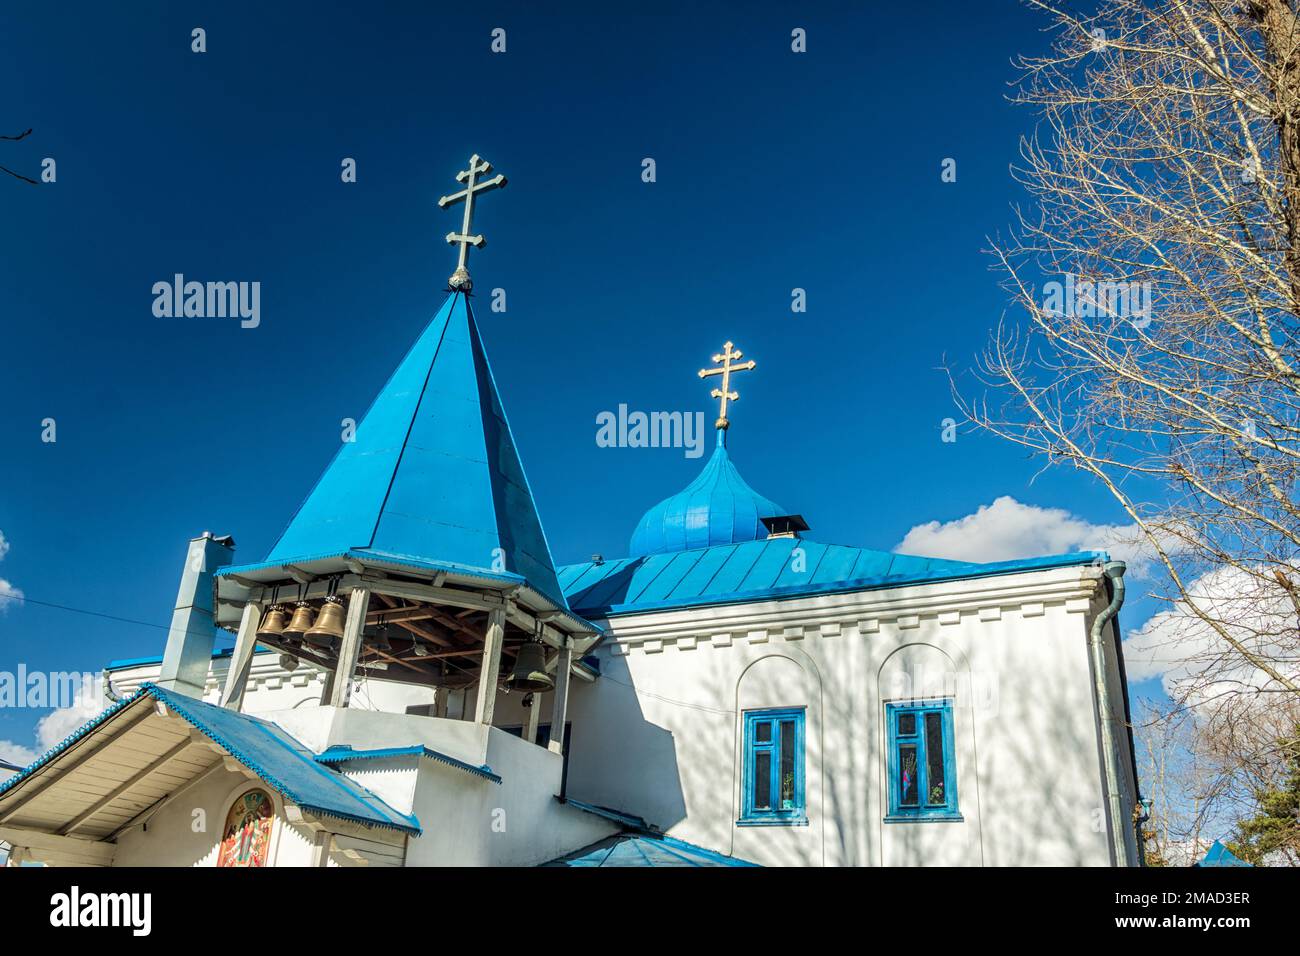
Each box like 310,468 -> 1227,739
629,433 -> 786,557
559,544 -> 1108,618
262,292 -> 568,610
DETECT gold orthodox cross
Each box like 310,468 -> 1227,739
437,154 -> 507,292
698,341 -> 756,430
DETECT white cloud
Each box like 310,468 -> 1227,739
894,495 -> 1163,575
1123,563 -> 1300,708
0,739 -> 38,775
0,698 -> 109,780
0,530 -> 20,610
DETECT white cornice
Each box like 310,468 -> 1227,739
592,564 -> 1108,655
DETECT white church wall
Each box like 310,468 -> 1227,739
558,564 -> 1130,867
403,726 -> 616,866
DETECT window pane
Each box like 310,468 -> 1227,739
779,720 -> 796,810
754,720 -> 772,744
753,751 -> 772,810
898,744 -> 919,806
897,713 -> 916,736
925,712 -> 946,807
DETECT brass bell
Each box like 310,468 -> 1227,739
306,596 -> 346,644
282,602 -> 317,638
257,604 -> 288,639
506,641 -> 554,693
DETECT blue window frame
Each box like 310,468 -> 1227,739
885,699 -> 961,822
740,707 -> 806,825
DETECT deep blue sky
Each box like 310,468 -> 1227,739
0,1 -> 1158,750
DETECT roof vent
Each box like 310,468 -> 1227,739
591,554 -> 605,566
761,515 -> 809,540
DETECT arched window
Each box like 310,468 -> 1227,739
217,789 -> 275,867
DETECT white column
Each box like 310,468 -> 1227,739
328,588 -> 370,708
473,608 -> 507,725
310,830 -> 333,867
219,601 -> 263,711
523,689 -> 542,745
548,642 -> 572,755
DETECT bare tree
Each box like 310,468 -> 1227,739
1,128 -> 37,184
958,0 -> 1300,855
962,0 -> 1300,702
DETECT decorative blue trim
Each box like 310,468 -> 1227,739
315,744 -> 502,785
885,699 -> 961,822
739,707 -> 806,825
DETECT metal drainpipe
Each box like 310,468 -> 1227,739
1090,560 -> 1129,867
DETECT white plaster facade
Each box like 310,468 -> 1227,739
87,558 -> 1139,868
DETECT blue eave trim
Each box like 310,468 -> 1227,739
315,745 -> 502,785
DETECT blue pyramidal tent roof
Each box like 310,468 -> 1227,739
262,292 -> 567,609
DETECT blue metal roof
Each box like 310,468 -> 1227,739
559,541 -> 1107,618
548,799 -> 758,867
629,432 -> 785,557
249,291 -> 568,610
1196,840 -> 1253,867
315,744 -> 502,784
0,684 -> 421,835
105,645 -> 275,672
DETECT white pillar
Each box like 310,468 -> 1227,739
473,608 -> 507,725
311,830 -> 332,867
548,642 -> 572,755
219,601 -> 263,711
523,689 -> 542,745
328,588 -> 370,708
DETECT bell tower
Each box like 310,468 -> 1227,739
210,156 -> 599,748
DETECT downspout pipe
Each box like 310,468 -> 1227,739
1090,560 -> 1130,866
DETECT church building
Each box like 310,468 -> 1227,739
0,156 -> 1144,868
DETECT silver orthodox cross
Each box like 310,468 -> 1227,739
437,154 -> 507,292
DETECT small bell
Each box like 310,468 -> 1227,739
506,641 -> 553,693
306,596 -> 346,644
282,602 -> 317,638
257,604 -> 288,639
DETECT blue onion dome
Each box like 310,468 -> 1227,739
629,434 -> 786,557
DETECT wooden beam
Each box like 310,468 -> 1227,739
220,600 -> 263,710
360,644 -> 430,675
0,826 -> 116,867
60,738 -> 197,836
524,690 -> 542,745
549,642 -> 573,756
392,618 -> 456,648
473,608 -> 507,725
329,588 -> 370,708
107,760 -> 223,841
